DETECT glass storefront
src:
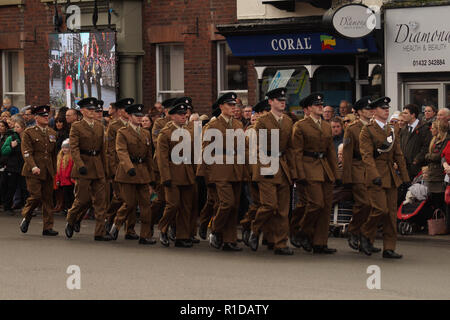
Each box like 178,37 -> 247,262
313,66 -> 352,108
261,67 -> 310,116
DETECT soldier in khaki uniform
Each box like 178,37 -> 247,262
359,97 -> 409,259
197,104 -> 220,240
292,93 -> 337,254
19,105 -> 58,236
104,98 -> 138,239
157,101 -> 196,248
207,92 -> 244,251
109,104 -> 156,244
150,98 -> 176,238
248,88 -> 297,255
342,96 -> 377,252
289,98 -> 308,247
65,97 -> 112,241
240,99 -> 270,246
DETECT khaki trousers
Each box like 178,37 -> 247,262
212,182 -> 241,243
199,184 -> 218,228
159,184 -> 194,240
22,176 -> 54,231
290,182 -> 307,237
299,180 -> 333,246
67,178 -> 107,237
347,183 -> 371,236
251,180 -> 290,249
361,186 -> 398,251
114,183 -> 152,239
105,180 -> 136,235
150,182 -> 165,236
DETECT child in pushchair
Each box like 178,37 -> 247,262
397,172 -> 435,235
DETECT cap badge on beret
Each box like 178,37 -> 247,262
185,99 -> 189,104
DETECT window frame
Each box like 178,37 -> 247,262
2,50 -> 25,107
155,43 -> 185,102
216,41 -> 248,99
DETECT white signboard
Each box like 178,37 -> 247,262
332,4 -> 376,39
268,69 -> 295,91
385,6 -> 450,73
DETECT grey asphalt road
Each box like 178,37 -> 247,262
1,213 -> 449,300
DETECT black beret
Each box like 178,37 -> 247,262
125,104 -> 145,116
369,96 -> 391,109
217,92 -> 237,106
265,87 -> 287,101
97,99 -> 104,107
354,96 -> 373,111
32,105 -> 50,116
162,98 -> 177,109
169,102 -> 189,115
303,92 -> 324,107
115,98 -> 134,109
77,97 -> 98,110
252,99 -> 270,113
173,97 -> 193,110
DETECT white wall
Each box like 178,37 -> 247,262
237,0 -> 384,20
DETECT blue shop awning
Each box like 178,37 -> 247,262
225,33 -> 377,57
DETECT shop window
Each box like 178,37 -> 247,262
217,42 -> 248,105
261,67 -> 310,116
2,50 -> 25,108
156,44 -> 184,102
361,65 -> 382,99
314,66 -> 351,108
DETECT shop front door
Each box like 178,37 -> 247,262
405,83 -> 443,110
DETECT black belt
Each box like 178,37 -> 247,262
265,150 -> 284,157
130,156 -> 146,164
80,149 -> 100,156
304,151 -> 326,159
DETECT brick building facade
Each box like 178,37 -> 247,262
0,0 -> 255,116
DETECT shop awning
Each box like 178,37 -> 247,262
225,33 -> 377,57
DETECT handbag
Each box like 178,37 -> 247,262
445,185 -> 450,205
427,209 -> 448,236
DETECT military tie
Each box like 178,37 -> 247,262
228,119 -> 233,129
408,125 -> 413,134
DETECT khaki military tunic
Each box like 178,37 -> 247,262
113,124 -> 155,239
21,125 -> 57,230
359,121 -> 409,250
250,112 -> 296,249
197,119 -> 219,233
342,120 -> 371,236
292,116 -> 337,246
203,115 -> 244,243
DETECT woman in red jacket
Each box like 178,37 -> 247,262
55,138 -> 75,214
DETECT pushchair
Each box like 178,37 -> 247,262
329,183 -> 353,237
397,173 -> 434,235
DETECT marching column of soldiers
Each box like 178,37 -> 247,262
18,88 -> 409,259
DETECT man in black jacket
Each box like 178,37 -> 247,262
399,104 -> 432,180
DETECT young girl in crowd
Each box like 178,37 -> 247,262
1,118 -> 27,213
54,139 -> 75,214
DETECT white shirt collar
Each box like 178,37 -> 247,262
375,119 -> 387,129
409,118 -> 419,131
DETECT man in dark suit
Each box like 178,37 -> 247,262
400,104 -> 432,180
